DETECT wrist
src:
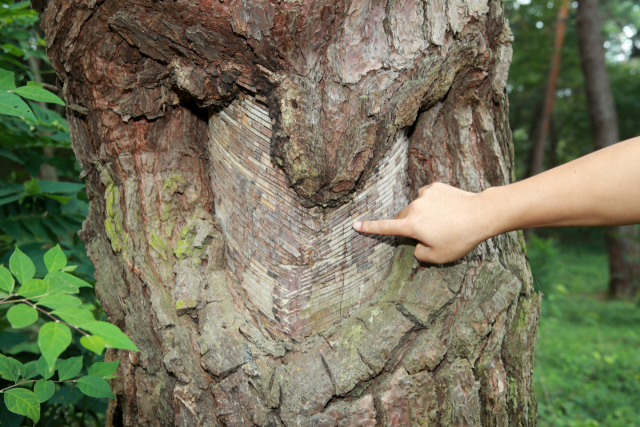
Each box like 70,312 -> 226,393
475,185 -> 513,241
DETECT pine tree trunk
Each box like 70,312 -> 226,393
527,0 -> 570,178
576,0 -> 640,299
38,0 -> 540,424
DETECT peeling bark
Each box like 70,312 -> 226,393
38,0 -> 539,424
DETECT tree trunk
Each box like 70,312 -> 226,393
576,0 -> 640,299
528,0 -> 570,178
38,0 -> 540,424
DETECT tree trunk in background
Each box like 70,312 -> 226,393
38,0 -> 540,424
577,0 -> 640,299
527,0 -> 570,178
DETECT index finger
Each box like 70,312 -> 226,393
353,219 -> 407,236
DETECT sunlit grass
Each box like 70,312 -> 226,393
529,230 -> 640,427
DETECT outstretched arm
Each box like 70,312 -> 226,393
353,136 -> 640,263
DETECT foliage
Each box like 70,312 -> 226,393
0,64 -> 92,282
0,1 -> 74,176
0,2 -> 46,80
1,5 -> 108,424
0,246 -> 138,425
528,230 -> 640,426
0,178 -> 92,280
505,0 -> 640,178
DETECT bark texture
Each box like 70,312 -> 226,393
576,0 -> 640,299
38,0 -> 540,424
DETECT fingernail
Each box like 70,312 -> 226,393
353,221 -> 362,231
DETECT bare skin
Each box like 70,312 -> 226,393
354,136 -> 640,263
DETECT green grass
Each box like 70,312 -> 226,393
528,229 -> 640,427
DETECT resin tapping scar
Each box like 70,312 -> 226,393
209,95 -> 408,337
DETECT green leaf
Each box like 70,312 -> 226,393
9,247 -> 35,285
0,68 -> 16,91
80,321 -> 139,351
2,44 -> 24,57
60,265 -> 78,272
0,147 -> 24,165
51,308 -> 94,327
44,194 -> 74,204
34,379 -> 55,403
45,272 -> 79,294
0,265 -> 15,293
7,304 -> 38,329
0,92 -> 36,122
47,384 -> 83,406
56,356 -> 82,381
23,178 -> 40,196
0,355 -> 23,382
17,279 -> 48,299
77,376 -> 115,399
49,271 -> 91,288
23,361 -> 39,380
26,81 -> 44,88
36,356 -> 55,380
88,361 -> 119,378
37,180 -> 85,194
44,245 -> 67,273
0,192 -> 26,206
80,335 -> 105,355
4,388 -> 40,424
37,294 -> 82,310
38,322 -> 72,370
13,85 -> 65,106
0,184 -> 24,198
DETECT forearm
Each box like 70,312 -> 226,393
480,136 -> 640,238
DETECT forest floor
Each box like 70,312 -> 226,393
529,228 -> 640,427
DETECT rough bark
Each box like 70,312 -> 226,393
576,0 -> 640,299
38,0 -> 540,424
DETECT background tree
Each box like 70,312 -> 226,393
528,0 -> 570,178
507,0 -> 640,299
34,0 -> 540,425
576,0 -> 640,298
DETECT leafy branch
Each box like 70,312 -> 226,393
0,246 -> 138,424
0,68 -> 64,123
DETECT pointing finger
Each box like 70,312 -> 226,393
353,219 -> 406,236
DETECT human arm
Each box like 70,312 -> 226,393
353,136 -> 640,263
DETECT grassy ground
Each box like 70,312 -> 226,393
528,228 -> 640,427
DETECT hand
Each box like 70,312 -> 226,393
353,182 -> 490,263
